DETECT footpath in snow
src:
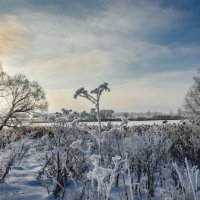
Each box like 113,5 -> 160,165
0,139 -> 53,200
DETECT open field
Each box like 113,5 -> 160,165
0,119 -> 200,200
30,119 -> 183,127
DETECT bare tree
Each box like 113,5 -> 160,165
0,69 -> 48,131
185,69 -> 200,115
0,65 -> 9,97
99,109 -> 114,121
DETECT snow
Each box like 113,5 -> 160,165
0,139 -> 54,200
31,119 -> 181,127
0,119 -> 199,200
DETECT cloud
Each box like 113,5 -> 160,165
6,4 -> 179,76
85,1 -> 180,34
0,16 -> 28,56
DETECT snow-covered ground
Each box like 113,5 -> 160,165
0,120 -> 199,200
88,119 -> 182,126
31,119 -> 182,127
0,139 -> 54,200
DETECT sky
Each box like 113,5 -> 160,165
0,0 -> 200,113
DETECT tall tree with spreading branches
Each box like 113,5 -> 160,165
0,68 -> 48,131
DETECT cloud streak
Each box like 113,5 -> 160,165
0,16 -> 27,56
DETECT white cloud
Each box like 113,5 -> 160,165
0,15 -> 28,56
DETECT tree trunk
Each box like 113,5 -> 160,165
0,113 -> 12,131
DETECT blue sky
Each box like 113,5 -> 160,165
0,0 -> 200,112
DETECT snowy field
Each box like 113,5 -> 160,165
31,119 -> 182,127
88,119 -> 182,126
0,119 -> 199,200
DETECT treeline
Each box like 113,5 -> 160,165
128,113 -> 185,121
34,109 -> 185,123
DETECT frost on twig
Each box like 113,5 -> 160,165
87,154 -> 124,200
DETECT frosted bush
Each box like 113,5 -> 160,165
87,154 -> 124,200
173,158 -> 199,200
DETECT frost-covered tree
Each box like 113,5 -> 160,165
99,109 -> 114,121
185,69 -> 200,115
0,68 -> 48,131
